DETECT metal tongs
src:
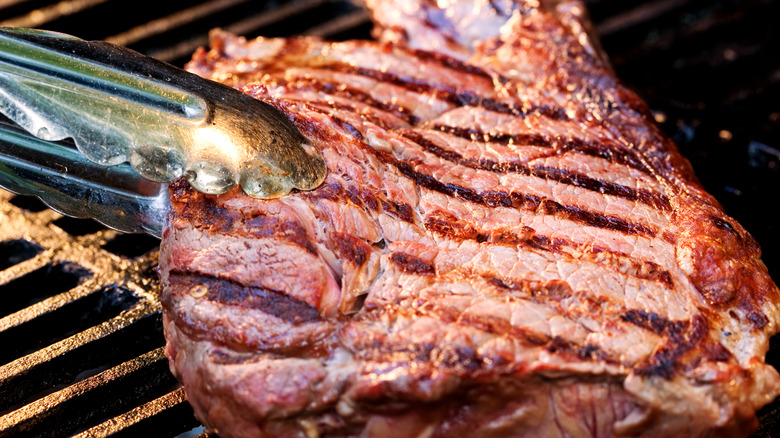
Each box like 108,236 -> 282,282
0,28 -> 327,237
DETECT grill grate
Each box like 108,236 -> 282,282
0,0 -> 778,436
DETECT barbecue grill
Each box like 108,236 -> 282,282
0,0 -> 778,436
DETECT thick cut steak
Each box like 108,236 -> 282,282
159,0 -> 780,436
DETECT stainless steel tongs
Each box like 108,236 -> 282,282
0,27 -> 327,237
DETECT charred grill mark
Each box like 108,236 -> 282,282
308,179 -> 410,224
390,156 -> 656,236
430,124 -> 652,174
621,312 -> 734,378
390,252 -> 436,275
357,337 -> 484,376
621,309 -> 682,335
322,63 -> 568,120
246,215 -> 318,255
406,48 -> 496,82
415,300 -> 615,364
381,200 -> 415,223
307,109 -> 657,238
334,233 -> 371,266
748,312 -> 769,329
401,129 -> 670,210
314,101 -> 395,128
169,179 -> 319,255
488,276 -> 574,301
425,211 -> 673,287
280,76 -> 420,125
356,311 -> 614,375
169,272 -> 321,324
361,188 -> 380,211
169,178 -> 234,232
546,337 -> 608,361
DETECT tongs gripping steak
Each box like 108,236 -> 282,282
160,0 -> 780,436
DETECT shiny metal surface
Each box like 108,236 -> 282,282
0,27 -> 327,199
0,120 -> 169,237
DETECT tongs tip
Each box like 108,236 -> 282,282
0,27 -> 328,201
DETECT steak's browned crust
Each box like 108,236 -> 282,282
160,1 -> 780,436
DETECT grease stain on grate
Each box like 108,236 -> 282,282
0,240 -> 43,271
0,262 -> 93,318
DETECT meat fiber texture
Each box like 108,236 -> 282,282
159,0 -> 780,436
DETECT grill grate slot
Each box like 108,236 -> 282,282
0,347 -> 179,438
0,239 -> 42,271
8,195 -> 48,213
52,217 -> 107,237
0,262 -> 93,318
101,234 -> 163,259
0,305 -> 163,416
0,285 -> 139,366
74,388 -> 200,438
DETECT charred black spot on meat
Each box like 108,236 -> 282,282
334,233 -> 371,266
621,309 -> 682,335
280,220 -> 319,255
432,345 -> 482,372
540,280 -> 574,300
168,178 -> 233,230
703,343 -> 733,363
624,313 -> 734,378
710,216 -> 740,238
361,189 -> 380,211
346,185 -> 363,205
390,252 -> 436,275
546,337 -> 607,361
748,312 -> 769,329
487,276 -> 573,301
424,210 -> 479,240
245,215 -> 281,237
381,200 -> 415,222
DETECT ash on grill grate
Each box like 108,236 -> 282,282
0,0 -> 778,437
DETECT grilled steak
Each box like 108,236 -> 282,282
159,0 -> 780,436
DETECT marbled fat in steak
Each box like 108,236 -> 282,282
159,0 -> 780,436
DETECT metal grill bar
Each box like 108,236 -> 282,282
72,387 -> 189,438
594,0 -> 692,36
144,0 -> 337,64
104,0 -> 254,47
0,0 -> 113,28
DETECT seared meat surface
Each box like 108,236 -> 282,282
160,0 -> 780,436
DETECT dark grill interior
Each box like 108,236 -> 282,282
0,0 -> 778,436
